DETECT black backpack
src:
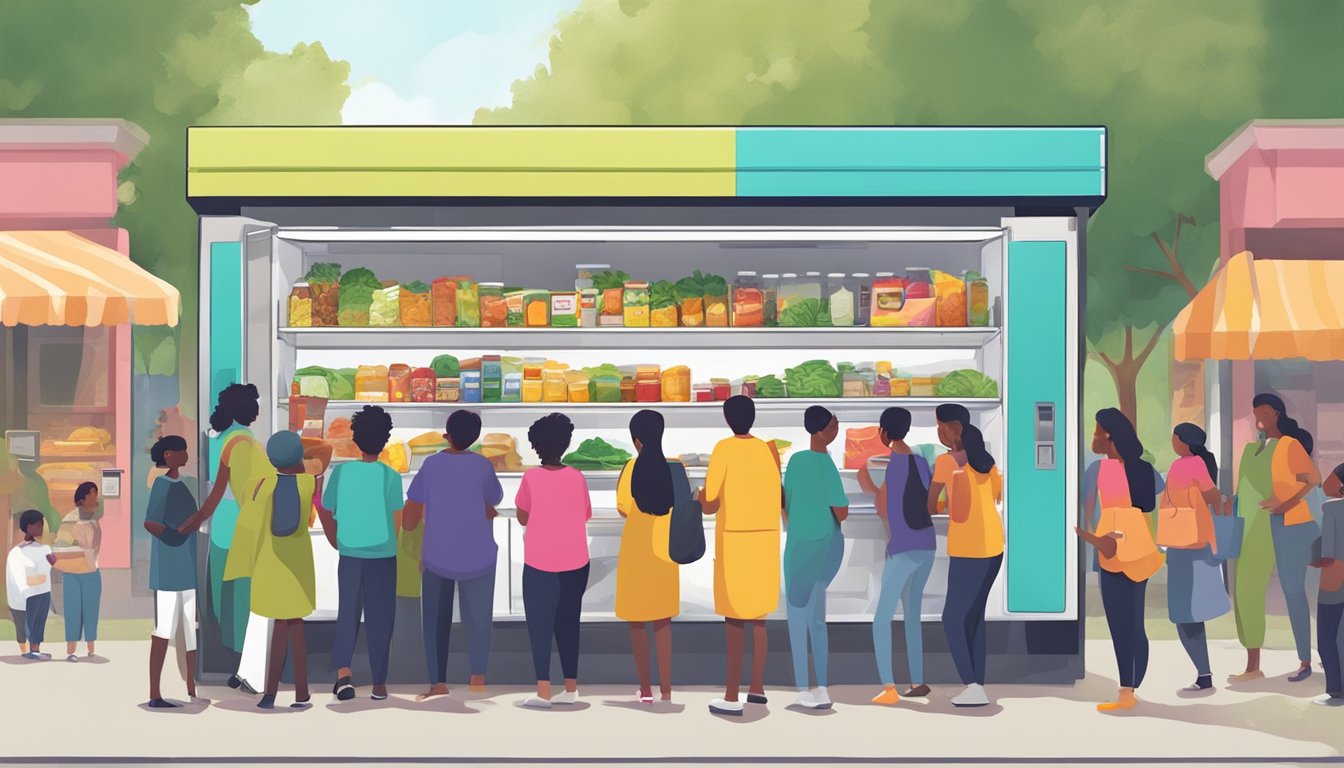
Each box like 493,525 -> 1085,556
901,454 -> 934,531
667,462 -> 706,565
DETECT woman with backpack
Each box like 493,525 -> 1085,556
857,407 -> 935,705
615,409 -> 686,704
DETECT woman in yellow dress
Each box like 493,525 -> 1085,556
615,410 -> 684,703
698,396 -> 782,717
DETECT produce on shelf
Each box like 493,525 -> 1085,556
703,272 -> 729,327
675,271 -> 707,327
337,268 -> 383,327
453,277 -> 480,327
411,367 -> 436,403
294,373 -> 330,399
524,290 -> 549,326
370,281 -> 401,327
562,437 -> 633,470
779,297 -> 831,328
754,374 -> 786,398
623,281 -> 650,327
506,290 -> 527,326
431,277 -> 457,327
594,270 -> 629,326
294,366 -> 356,401
480,283 -> 508,328
306,262 -> 342,327
429,354 -> 460,379
934,369 -> 999,398
732,273 -> 764,327
785,360 -> 841,399
288,284 -> 313,328
400,281 -> 432,327
650,280 -> 679,327
932,270 -> 967,328
844,426 -> 887,469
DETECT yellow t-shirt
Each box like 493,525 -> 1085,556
704,436 -> 782,533
1272,436 -> 1316,527
934,453 -> 1005,559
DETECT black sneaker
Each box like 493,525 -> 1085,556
746,693 -> 768,705
229,675 -> 259,695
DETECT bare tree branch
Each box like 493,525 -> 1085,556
1123,325 -> 1134,363
1133,320 -> 1171,368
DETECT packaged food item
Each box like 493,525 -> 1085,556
711,378 -> 731,401
575,264 -> 609,292
910,376 -> 936,398
875,361 -> 892,397
411,367 -> 437,403
620,374 -> 637,403
524,291 -> 550,327
594,270 -> 629,327
505,291 -> 527,327
460,357 -> 482,373
853,273 -> 872,326
842,373 -> 868,398
460,370 -> 483,403
675,272 -> 706,327
387,364 -> 412,403
379,441 -> 410,475
579,289 -> 598,328
522,362 -> 543,403
431,277 -> 458,327
435,377 -> 461,402
692,383 -> 714,402
650,281 -> 678,327
732,272 -> 764,327
399,281 -> 432,327
891,376 -> 911,397
479,282 -> 507,328
551,291 -> 579,328
288,283 -> 313,327
966,270 -> 991,327
410,431 -> 448,455
338,268 -> 382,327
503,372 -> 522,403
661,365 -> 691,402
355,365 -> 390,402
932,269 -> 967,328
623,281 -> 650,327
453,276 -> 479,327
567,378 -> 592,403
482,355 -> 503,403
828,273 -> 855,327
762,274 -> 780,327
306,263 -> 342,327
635,368 -> 662,402
870,273 -> 906,327
543,366 -> 568,403
738,378 -> 757,398
703,273 -> 729,327
287,396 -> 327,439
844,426 -> 887,470
590,374 -> 622,403
368,281 -> 400,327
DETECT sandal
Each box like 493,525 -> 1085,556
332,676 -> 355,702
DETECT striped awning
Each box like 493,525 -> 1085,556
1174,251 -> 1344,361
0,231 -> 180,327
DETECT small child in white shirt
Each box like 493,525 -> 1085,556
6,510 -> 55,660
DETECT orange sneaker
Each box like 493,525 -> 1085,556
871,687 -> 901,705
1097,689 -> 1138,712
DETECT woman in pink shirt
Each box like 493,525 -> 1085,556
515,413 -> 592,709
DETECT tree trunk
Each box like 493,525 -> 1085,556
1114,361 -> 1140,427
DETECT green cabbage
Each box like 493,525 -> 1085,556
785,360 -> 841,398
305,262 -> 342,285
650,280 -> 678,309
779,298 -> 831,327
933,369 -> 999,399
562,437 -> 633,470
593,270 -> 631,291
755,374 -> 786,398
337,268 -> 382,326
294,366 -> 356,401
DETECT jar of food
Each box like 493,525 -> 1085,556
966,270 -> 991,327
692,383 -> 714,402
411,367 -> 437,403
550,291 -> 579,328
800,272 -> 823,301
620,374 -> 637,403
731,272 -> 764,327
575,263 -> 609,292
436,377 -> 461,402
505,290 -> 527,327
762,274 -> 780,327
579,289 -> 599,328
869,272 -> 905,327
460,370 -> 482,403
777,273 -> 801,317
661,365 -> 691,402
852,273 -> 872,326
711,378 -> 731,401
287,283 -> 313,327
524,291 -> 550,327
739,378 -> 757,398
858,363 -> 877,397
388,364 -> 413,403
827,272 -> 855,327
479,282 -> 507,328
623,281 -> 650,327
874,361 -> 892,397
635,374 -> 662,403
932,270 -> 967,328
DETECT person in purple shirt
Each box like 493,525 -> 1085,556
856,407 -> 936,704
401,410 -> 504,701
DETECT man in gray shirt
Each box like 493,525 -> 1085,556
1312,463 -> 1344,707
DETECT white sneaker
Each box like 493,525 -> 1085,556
811,687 -> 833,709
952,684 -> 990,708
709,697 -> 744,716
521,695 -> 552,709
552,689 -> 579,705
1312,694 -> 1344,707
792,689 -> 818,709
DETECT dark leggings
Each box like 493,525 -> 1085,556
523,563 -> 589,681
1100,569 -> 1149,689
1321,601 -> 1344,696
1176,622 -> 1211,677
332,556 -> 397,685
942,555 -> 1001,685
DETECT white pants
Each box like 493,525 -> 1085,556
237,611 -> 272,686
153,590 -> 198,652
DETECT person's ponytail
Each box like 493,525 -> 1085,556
936,403 -> 995,474
1173,422 -> 1218,483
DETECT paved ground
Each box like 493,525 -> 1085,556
0,637 -> 1339,768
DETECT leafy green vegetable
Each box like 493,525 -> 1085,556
295,366 -> 356,401
701,272 -> 728,298
337,267 -> 383,325
592,270 -> 631,291
402,280 -> 430,294
779,298 -> 831,327
771,439 -> 792,456
755,374 -> 786,398
305,262 -> 342,285
933,369 -> 999,399
562,437 -> 633,470
582,363 -> 624,379
784,360 -> 841,398
650,280 -> 678,309
675,271 -> 706,301
430,354 -> 460,379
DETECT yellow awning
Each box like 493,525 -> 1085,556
0,231 -> 180,327
1174,251 -> 1344,361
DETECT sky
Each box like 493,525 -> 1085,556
248,0 -> 579,124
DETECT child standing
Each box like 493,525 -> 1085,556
143,435 -> 201,707
6,510 -> 55,660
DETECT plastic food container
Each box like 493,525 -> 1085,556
505,290 -> 527,327
479,283 -> 507,328
431,278 -> 457,327
762,274 -> 780,327
503,373 -> 522,402
590,375 -> 622,403
288,283 -> 312,328
842,373 -> 868,398
711,378 -> 731,401
460,370 -> 483,403
521,364 -> 543,402
436,377 -> 461,402
411,367 -> 437,403
932,270 -> 967,328
966,271 -> 991,327
910,376 -> 936,397
891,377 -> 911,397
623,281 -> 650,327
388,364 -> 413,403
874,361 -> 892,397
453,278 -> 480,328
543,369 -> 568,403
828,272 -> 855,327
568,378 -> 592,403
579,289 -> 598,328
482,355 -> 503,403
661,365 -> 691,402
551,291 -> 579,328
524,291 -> 550,327
693,383 -> 714,402
869,273 -> 905,327
575,263 -> 609,292
731,272 -> 764,327
620,375 -> 637,403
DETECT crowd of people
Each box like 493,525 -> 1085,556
7,383 -> 1344,714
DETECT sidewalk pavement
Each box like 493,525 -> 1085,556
0,638 -> 1338,767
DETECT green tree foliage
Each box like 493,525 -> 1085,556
0,0 -> 349,408
479,0 -> 1344,432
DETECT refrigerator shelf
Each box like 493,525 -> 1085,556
278,325 -> 1000,351
281,397 -> 999,420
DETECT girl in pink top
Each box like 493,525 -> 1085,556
515,413 -> 592,709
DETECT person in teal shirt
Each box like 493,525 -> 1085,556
782,405 -> 849,711
316,405 -> 404,702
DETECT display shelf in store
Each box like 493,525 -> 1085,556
281,397 -> 998,414
278,325 -> 1000,350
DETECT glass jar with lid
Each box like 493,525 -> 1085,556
799,271 -> 823,301
778,273 -> 801,318
827,272 -> 854,326
965,270 -> 991,327
575,263 -> 610,292
731,271 -> 764,327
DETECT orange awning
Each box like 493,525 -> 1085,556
1175,251 -> 1344,361
0,231 -> 179,327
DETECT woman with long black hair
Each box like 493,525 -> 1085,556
615,410 -> 685,703
1076,408 -> 1161,711
930,403 -> 1003,708
1230,393 -> 1321,683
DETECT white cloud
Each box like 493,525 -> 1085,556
410,26 -> 555,123
342,82 -> 441,125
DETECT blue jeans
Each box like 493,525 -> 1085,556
23,593 -> 51,645
785,533 -> 844,690
523,563 -> 589,681
1320,601 -> 1344,696
62,571 -> 101,643
422,569 -> 496,683
332,556 -> 397,685
872,549 -> 935,686
1271,516 -> 1319,663
943,554 -> 1002,686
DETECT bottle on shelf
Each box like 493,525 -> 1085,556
828,272 -> 854,327
762,273 -> 780,327
853,272 -> 872,326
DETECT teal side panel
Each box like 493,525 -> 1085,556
735,169 -> 1103,198
1006,240 -> 1068,613
207,241 -> 244,482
